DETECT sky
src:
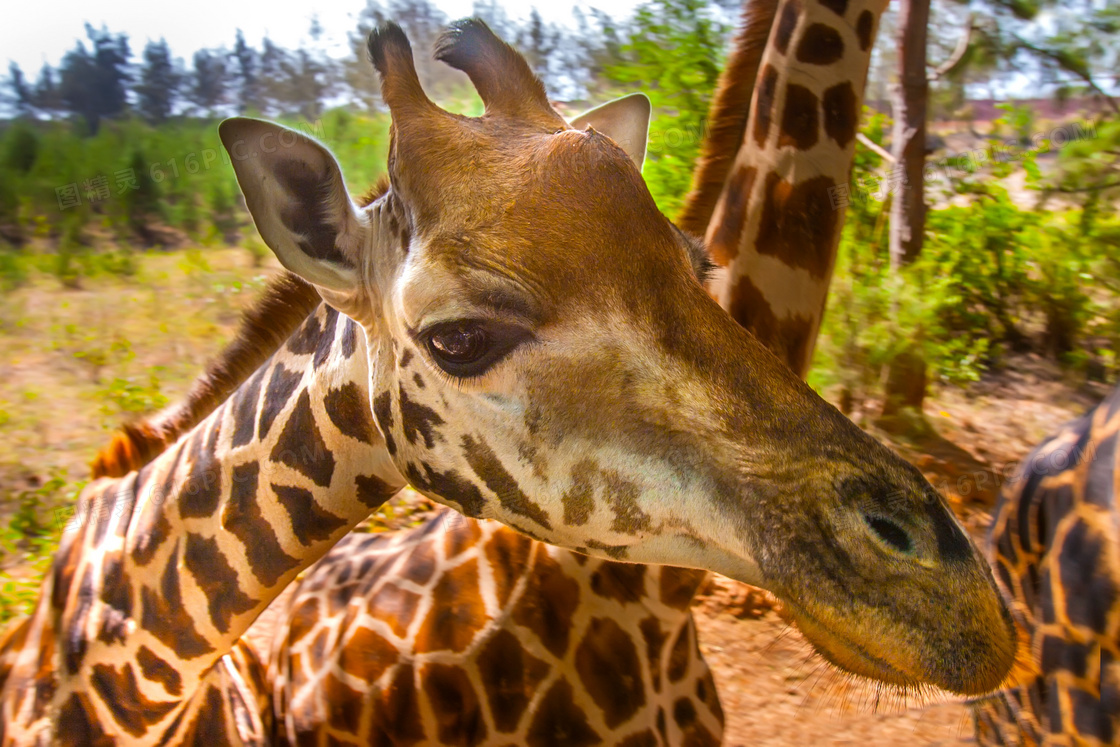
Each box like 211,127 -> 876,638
3,0 -> 644,76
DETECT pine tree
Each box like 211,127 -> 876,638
7,63 -> 33,116
135,39 -> 180,124
233,29 -> 261,113
189,49 -> 228,115
57,24 -> 131,134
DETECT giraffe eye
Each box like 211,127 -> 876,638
422,320 -> 533,379
430,324 -> 488,363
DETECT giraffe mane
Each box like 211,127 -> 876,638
676,0 -> 779,237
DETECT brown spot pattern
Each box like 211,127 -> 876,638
774,0 -> 800,54
575,617 -> 647,728
90,662 -> 178,737
591,562 -> 647,604
324,381 -> 377,443
230,366 -> 264,448
272,483 -> 347,545
402,539 -> 438,585
140,542 -> 214,659
727,274 -> 815,374
420,663 -> 488,746
372,390 -> 397,455
462,434 -> 552,530
486,529 -> 534,607
778,84 -> 819,150
709,164 -> 758,266
526,678 -> 601,747
324,673 -> 364,733
181,426 -> 222,518
639,616 -> 669,693
130,505 -> 172,567
222,461 -> 300,587
356,473 -> 397,508
57,692 -> 114,747
619,730 -> 658,747
270,389 -> 335,488
667,625 -> 691,683
823,81 -> 858,147
445,516 -> 483,558
562,463 -> 596,527
97,551 -> 132,645
674,696 -> 720,746
369,663 -> 426,744
755,171 -> 837,278
796,22 -> 844,65
184,532 -> 256,634
137,645 -> 182,696
603,472 -> 651,534
179,686 -> 232,745
512,550 -> 580,657
478,629 -> 551,733
753,64 -> 779,147
62,566 -> 94,674
659,568 -> 707,610
339,625 -> 400,682
258,363 -> 302,439
366,582 -> 422,638
415,558 -> 488,654
313,306 -> 338,370
856,10 -> 875,50
399,386 -> 444,448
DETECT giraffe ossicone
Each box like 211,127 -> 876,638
0,17 -> 1019,745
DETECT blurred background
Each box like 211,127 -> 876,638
0,0 -> 1117,742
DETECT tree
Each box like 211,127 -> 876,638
889,0 -> 930,270
135,39 -> 181,124
233,29 -> 262,113
518,9 -> 560,91
7,63 -> 33,116
57,24 -> 131,134
189,49 -> 227,115
33,64 -> 63,115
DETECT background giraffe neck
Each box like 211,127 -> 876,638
695,0 -> 887,377
24,306 -> 404,743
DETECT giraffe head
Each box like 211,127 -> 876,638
219,20 -> 1015,695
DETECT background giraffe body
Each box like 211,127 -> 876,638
974,383 -> 1120,746
272,512 -> 720,746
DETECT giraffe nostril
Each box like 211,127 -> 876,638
864,514 -> 913,554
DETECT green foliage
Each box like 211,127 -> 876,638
4,125 -> 40,174
0,471 -> 81,625
603,0 -> 729,217
100,369 -> 168,417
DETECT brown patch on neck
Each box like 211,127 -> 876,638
727,274 -> 814,377
676,0 -> 779,234
755,171 -> 838,279
708,164 -> 759,266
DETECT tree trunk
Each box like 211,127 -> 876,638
883,0 -> 930,419
889,0 -> 929,268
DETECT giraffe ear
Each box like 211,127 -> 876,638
219,118 -> 365,293
569,93 -> 652,170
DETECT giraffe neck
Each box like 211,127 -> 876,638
10,304 -> 405,743
706,0 -> 887,377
